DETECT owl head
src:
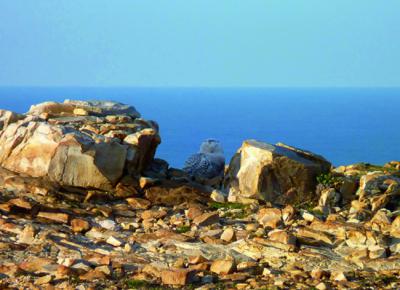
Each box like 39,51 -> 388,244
199,139 -> 224,154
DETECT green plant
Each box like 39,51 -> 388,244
209,202 -> 247,210
316,173 -> 338,187
176,225 -> 191,233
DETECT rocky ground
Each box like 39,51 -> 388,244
0,101 -> 400,289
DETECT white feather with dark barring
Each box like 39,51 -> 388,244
183,139 -> 225,179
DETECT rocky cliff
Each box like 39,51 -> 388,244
0,100 -> 399,289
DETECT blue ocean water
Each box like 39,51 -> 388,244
0,87 -> 399,168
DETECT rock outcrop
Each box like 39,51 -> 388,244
225,140 -> 331,204
1,100 -> 400,289
0,100 -> 160,192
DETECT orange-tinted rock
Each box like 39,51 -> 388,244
257,208 -> 282,229
126,197 -> 151,210
161,269 -> 195,286
210,259 -> 235,275
71,218 -> 90,233
37,212 -> 69,224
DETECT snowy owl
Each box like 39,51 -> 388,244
183,139 -> 225,179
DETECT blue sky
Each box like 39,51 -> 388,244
0,1 -> 399,87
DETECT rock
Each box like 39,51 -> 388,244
141,209 -> 167,220
8,198 -> 32,210
186,205 -> 204,220
268,229 -> 296,245
145,184 -> 211,206
221,227 -> 236,242
37,212 -> 69,223
161,269 -> 195,286
369,245 -> 387,259
210,190 -> 226,203
316,282 -> 328,290
356,172 -> 400,212
210,259 -> 235,275
18,225 -> 36,244
225,140 -> 331,204
339,177 -> 358,202
0,100 -> 160,192
391,216 -> 400,238
34,275 -> 52,285
330,271 -> 347,282
193,212 -> 220,227
295,227 -> 334,247
29,99 -> 141,118
257,208 -> 282,229
0,109 -> 24,130
385,161 -> 400,171
106,236 -> 124,247
188,255 -> 208,264
282,205 -> 295,225
71,219 -> 90,233
318,188 -> 340,214
98,219 -> 116,230
126,197 -> 151,210
301,211 -> 316,222
310,269 -> 328,280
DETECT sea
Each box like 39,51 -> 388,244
0,87 -> 399,168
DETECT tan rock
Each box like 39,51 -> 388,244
310,269 -> 328,280
282,205 -> 295,224
210,259 -> 235,275
224,140 -> 331,203
295,228 -> 334,247
391,215 -> 400,238
186,205 -> 204,220
316,282 -> 328,290
301,211 -> 316,222
79,269 -> 107,281
34,275 -> 52,285
0,109 -> 24,130
18,225 -> 36,244
210,190 -> 226,203
330,270 -> 347,282
188,255 -> 208,264
318,188 -> 340,214
221,227 -> 236,242
346,230 -> 367,248
193,212 -> 220,226
268,229 -> 296,245
106,236 -> 124,247
37,212 -> 69,223
161,269 -> 194,286
126,197 -> 151,209
0,100 -> 160,192
257,208 -> 282,229
8,198 -> 32,210
141,209 -> 167,220
368,245 -> 387,259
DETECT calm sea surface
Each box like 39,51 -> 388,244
0,87 -> 399,167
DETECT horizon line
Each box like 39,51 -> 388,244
1,85 -> 400,90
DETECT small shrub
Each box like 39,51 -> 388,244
176,225 -> 191,233
316,173 -> 338,187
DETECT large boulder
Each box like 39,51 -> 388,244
224,140 -> 331,204
0,100 -> 160,192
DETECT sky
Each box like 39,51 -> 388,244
0,1 -> 399,87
